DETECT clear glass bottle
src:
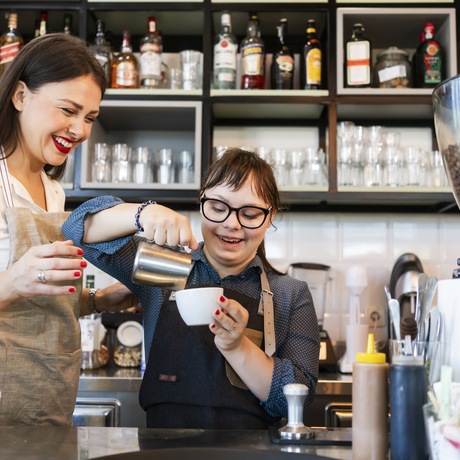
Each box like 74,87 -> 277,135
63,13 -> 72,35
0,12 -> 24,80
89,20 -> 112,86
213,11 -> 238,90
301,19 -> 322,90
111,30 -> 139,89
140,17 -> 162,89
345,23 -> 371,88
272,19 -> 294,90
241,12 -> 265,90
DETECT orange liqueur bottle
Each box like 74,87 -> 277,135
111,30 -> 139,89
0,13 -> 24,79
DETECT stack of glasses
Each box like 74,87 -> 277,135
213,146 -> 328,187
337,122 -> 448,188
92,143 -> 195,185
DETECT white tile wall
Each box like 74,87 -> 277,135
188,211 -> 460,343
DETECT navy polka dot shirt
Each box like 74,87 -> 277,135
62,196 -> 320,418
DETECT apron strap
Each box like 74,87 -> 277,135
258,268 -> 276,357
0,147 -> 14,209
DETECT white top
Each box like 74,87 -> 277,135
0,168 -> 66,272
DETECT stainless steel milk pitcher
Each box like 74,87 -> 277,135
132,241 -> 194,291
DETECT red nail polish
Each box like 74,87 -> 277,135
80,262 -> 87,268
215,309 -> 220,315
77,249 -> 84,255
211,324 -> 216,329
220,296 -> 225,302
69,287 -> 75,293
74,271 -> 80,277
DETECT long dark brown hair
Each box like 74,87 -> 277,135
0,33 -> 107,180
199,148 -> 285,276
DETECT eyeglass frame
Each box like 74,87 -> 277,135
200,197 -> 273,229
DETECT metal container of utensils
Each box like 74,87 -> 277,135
132,241 -> 194,291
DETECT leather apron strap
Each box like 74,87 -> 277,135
0,148 -> 14,209
258,268 -> 276,357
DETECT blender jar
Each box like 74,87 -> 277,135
288,263 -> 331,328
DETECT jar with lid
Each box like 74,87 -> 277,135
113,320 -> 143,367
374,47 -> 412,89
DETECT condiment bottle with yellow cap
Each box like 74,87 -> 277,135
352,333 -> 389,460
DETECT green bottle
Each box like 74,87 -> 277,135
414,23 -> 443,88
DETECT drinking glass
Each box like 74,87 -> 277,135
60,150 -> 75,188
304,147 -> 325,186
178,150 -> 195,184
288,150 -> 305,186
157,148 -> 174,184
180,51 -> 202,90
112,144 -> 131,183
169,68 -> 182,90
256,146 -> 271,163
363,145 -> 382,187
404,147 -> 422,186
430,150 -> 447,187
337,139 -> 354,186
132,147 -> 152,184
382,146 -> 400,187
271,149 -> 288,186
337,121 -> 355,144
213,146 -> 229,161
383,131 -> 401,148
92,143 -> 111,183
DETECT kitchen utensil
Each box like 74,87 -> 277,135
418,276 -> 438,341
428,306 -> 440,343
278,384 -> 314,439
389,298 -> 401,341
384,285 -> 392,303
415,273 -> 428,336
131,240 -> 194,291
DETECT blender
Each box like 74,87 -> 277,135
432,77 -> 460,381
288,263 -> 337,372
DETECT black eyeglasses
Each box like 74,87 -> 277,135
201,197 -> 272,229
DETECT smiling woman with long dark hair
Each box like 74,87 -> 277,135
62,148 -> 320,430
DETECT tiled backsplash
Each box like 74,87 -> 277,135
187,211 -> 460,343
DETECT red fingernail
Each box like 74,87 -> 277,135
69,287 -> 75,293
77,249 -> 84,255
220,296 -> 225,302
211,324 -> 216,329
74,271 -> 80,277
80,262 -> 87,268
215,309 -> 220,315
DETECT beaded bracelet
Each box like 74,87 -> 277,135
135,200 -> 157,232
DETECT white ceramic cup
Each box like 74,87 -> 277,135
175,287 -> 224,326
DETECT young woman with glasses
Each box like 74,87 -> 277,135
62,148 -> 320,429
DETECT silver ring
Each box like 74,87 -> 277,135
227,324 -> 236,333
38,270 -> 47,284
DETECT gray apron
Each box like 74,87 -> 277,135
0,156 -> 82,426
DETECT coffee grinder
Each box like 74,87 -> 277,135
288,263 -> 337,372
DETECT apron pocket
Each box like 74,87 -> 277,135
0,346 -> 82,426
226,328 -> 263,390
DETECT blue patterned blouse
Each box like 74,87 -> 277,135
62,196 -> 320,418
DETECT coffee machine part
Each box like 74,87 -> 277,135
278,384 -> 314,440
288,263 -> 337,372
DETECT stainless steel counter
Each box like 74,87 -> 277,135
0,426 -> 352,460
79,366 -> 352,396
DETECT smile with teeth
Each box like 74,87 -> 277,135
52,135 -> 74,149
219,236 -> 242,243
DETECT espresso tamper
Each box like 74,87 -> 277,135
278,384 -> 314,439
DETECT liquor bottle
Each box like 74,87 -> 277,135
140,17 -> 162,89
241,12 -> 265,90
271,19 -> 294,90
414,23 -> 443,88
301,19 -> 321,90
213,11 -> 238,90
63,14 -> 72,35
89,20 -> 112,86
345,23 -> 371,88
0,13 -> 24,80
34,19 -> 40,38
111,30 -> 139,89
39,11 -> 48,36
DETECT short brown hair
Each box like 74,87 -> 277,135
0,33 -> 107,180
199,148 -> 284,275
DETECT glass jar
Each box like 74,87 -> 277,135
374,47 -> 412,89
80,314 -> 106,370
113,320 -> 143,368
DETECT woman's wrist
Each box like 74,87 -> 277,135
135,201 -> 157,232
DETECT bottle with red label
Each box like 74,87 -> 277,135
301,19 -> 322,90
140,17 -> 162,89
0,12 -> 24,80
241,12 -> 265,90
271,19 -> 294,90
111,30 -> 139,89
414,23 -> 443,88
345,23 -> 372,88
